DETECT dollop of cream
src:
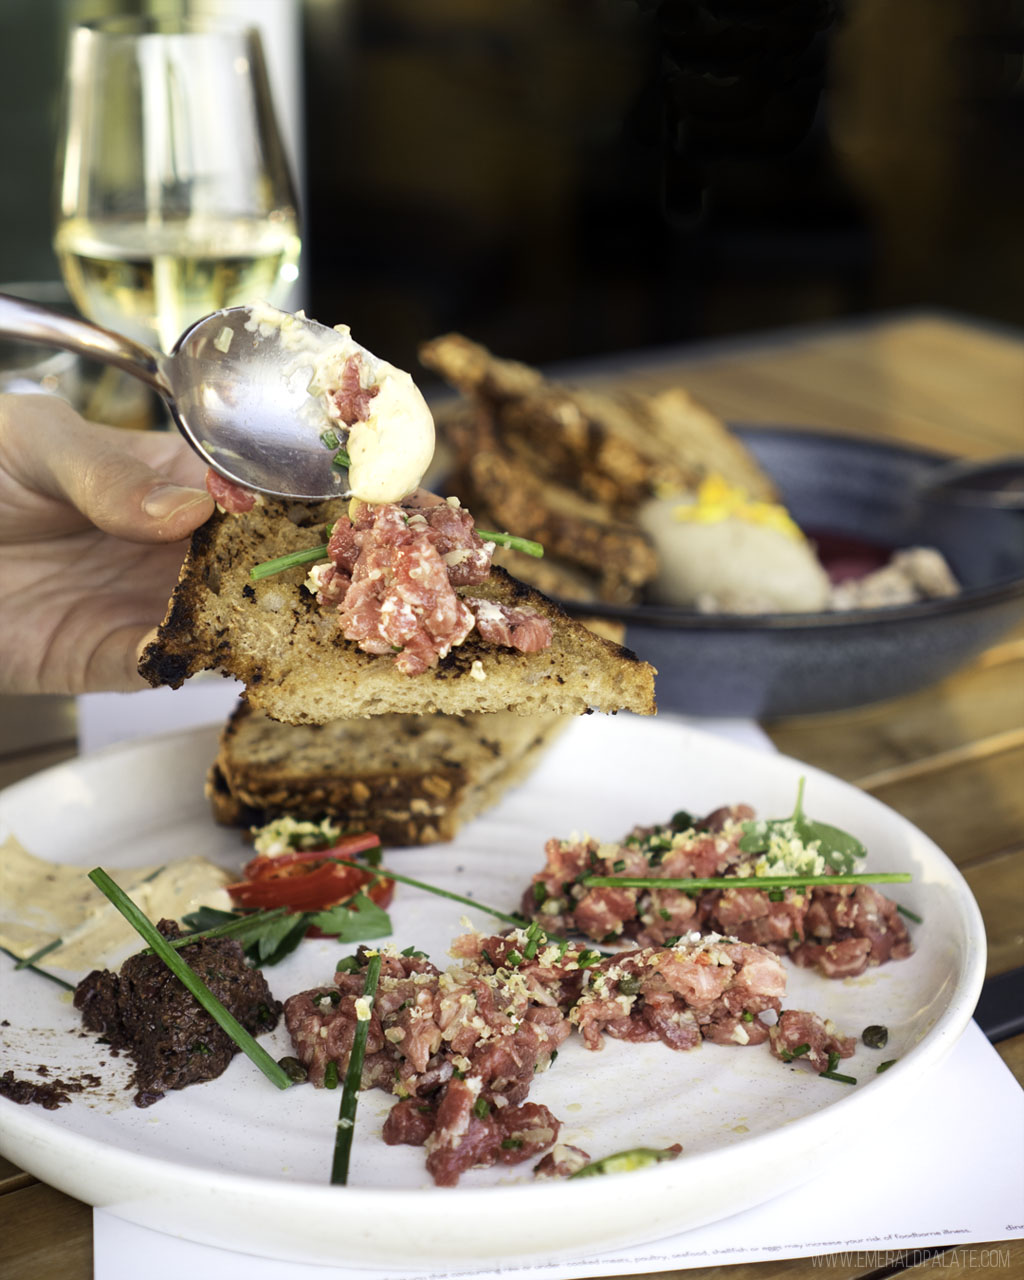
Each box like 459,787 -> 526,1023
638,476 -> 831,613
310,325 -> 435,504
0,834 -> 233,972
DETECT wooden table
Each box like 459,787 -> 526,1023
2,310 -> 1022,1279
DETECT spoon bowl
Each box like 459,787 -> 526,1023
0,292 -> 349,500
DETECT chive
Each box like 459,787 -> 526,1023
250,518 -> 543,588
582,872 -> 911,891
250,542 -> 330,581
877,1059 -> 897,1073
475,530 -> 544,558
818,1050 -> 857,1084
324,1060 -> 339,1090
331,448 -> 352,470
14,937 -> 63,970
331,951 -> 382,1185
327,856 -> 528,930
87,868 -> 292,1092
0,944 -> 75,991
819,1069 -> 858,1085
473,1096 -> 491,1119
523,921 -> 545,960
506,948 -> 525,967
897,904 -> 923,924
786,1043 -> 811,1059
320,429 -> 340,450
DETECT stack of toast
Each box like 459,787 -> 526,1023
207,700 -> 572,846
140,485 -> 657,844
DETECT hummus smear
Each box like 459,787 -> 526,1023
0,834 -> 232,972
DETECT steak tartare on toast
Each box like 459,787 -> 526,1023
139,491 -> 656,722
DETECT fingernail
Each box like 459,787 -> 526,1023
142,484 -> 210,520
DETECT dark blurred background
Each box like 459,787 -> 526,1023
3,0 -> 1023,378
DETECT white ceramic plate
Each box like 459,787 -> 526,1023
0,714 -> 985,1269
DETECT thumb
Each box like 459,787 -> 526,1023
136,478 -> 216,540
1,394 -> 214,542
68,453 -> 214,543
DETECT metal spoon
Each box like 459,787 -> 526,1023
0,291 -> 349,500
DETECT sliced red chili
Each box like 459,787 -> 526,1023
241,832 -> 381,882
228,833 -> 391,914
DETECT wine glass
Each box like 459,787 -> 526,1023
53,15 -> 300,356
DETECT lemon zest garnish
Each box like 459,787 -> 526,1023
671,475 -> 804,541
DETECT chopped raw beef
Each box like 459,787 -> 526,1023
523,804 -> 911,978
769,1008 -> 857,1073
309,499 -> 550,673
205,469 -> 255,513
283,923 -> 813,1187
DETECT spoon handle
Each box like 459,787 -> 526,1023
0,292 -> 168,395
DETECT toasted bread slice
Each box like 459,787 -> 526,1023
450,445 -> 658,604
422,333 -> 779,511
206,700 -> 571,846
138,500 -> 656,722
423,333 -> 780,606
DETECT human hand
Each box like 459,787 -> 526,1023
0,394 -> 215,693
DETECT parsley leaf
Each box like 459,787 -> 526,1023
738,778 -> 866,875
309,893 -> 392,943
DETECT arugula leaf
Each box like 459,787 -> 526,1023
180,906 -> 290,956
182,905 -> 238,932
309,893 -> 392,943
255,914 -> 310,965
180,894 -> 392,967
738,778 -> 866,875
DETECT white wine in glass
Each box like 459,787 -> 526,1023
54,16 -> 300,354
